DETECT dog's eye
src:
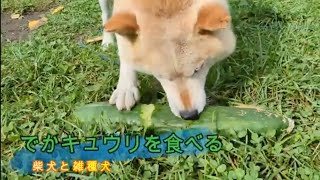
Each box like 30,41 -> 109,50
194,64 -> 203,74
198,29 -> 213,36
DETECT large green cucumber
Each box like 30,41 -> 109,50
74,103 -> 294,135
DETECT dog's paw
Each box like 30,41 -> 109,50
101,41 -> 113,51
109,86 -> 140,111
101,33 -> 113,50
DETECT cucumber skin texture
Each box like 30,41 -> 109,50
74,103 -> 293,135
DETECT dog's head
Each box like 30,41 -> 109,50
105,0 -> 236,120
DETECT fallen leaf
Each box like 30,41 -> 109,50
11,13 -> 21,19
86,36 -> 103,43
51,5 -> 64,14
28,17 -> 48,30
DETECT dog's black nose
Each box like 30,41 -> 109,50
180,110 -> 199,120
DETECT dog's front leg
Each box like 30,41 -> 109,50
99,0 -> 113,47
109,56 -> 140,111
109,61 -> 139,110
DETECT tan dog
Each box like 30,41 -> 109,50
99,0 -> 236,120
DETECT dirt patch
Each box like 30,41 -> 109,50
1,12 -> 49,44
1,0 -> 59,44
1,11 -> 46,44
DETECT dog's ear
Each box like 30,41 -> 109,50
195,4 -> 230,33
104,12 -> 139,37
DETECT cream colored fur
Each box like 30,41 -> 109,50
100,0 -> 236,119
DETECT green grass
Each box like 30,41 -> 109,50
1,0 -> 57,13
1,0 -> 320,179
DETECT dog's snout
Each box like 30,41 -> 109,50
179,110 -> 199,120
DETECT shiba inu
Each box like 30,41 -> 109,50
99,0 -> 236,120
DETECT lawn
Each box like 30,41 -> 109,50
1,0 -> 319,179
